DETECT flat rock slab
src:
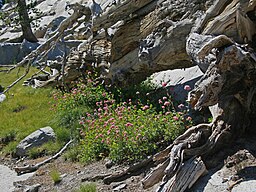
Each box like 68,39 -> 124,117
232,180 -> 256,192
151,66 -> 203,103
189,149 -> 256,192
0,165 -> 34,192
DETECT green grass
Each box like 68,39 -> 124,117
73,183 -> 97,192
0,67 -> 63,155
50,169 -> 62,184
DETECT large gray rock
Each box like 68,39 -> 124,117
0,164 -> 34,192
0,40 -> 38,65
0,43 -> 21,65
189,149 -> 256,192
151,66 -> 203,103
16,126 -> 56,157
0,40 -> 83,65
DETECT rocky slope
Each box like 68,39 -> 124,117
1,0 -> 256,191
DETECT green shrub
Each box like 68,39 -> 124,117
52,73 -> 193,164
1,141 -> 18,156
55,127 -> 71,143
78,97 -> 191,163
0,130 -> 16,144
28,142 -> 63,159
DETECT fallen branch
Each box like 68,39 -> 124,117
103,156 -> 153,185
7,3 -> 91,73
3,62 -> 31,94
14,139 -> 73,175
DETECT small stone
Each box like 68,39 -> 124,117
25,184 -> 41,192
105,160 -> 114,169
113,183 -> 127,191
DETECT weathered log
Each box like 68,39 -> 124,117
103,156 -> 154,184
157,157 -> 207,192
140,0 -> 256,191
14,140 -> 73,175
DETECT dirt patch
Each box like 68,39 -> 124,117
11,157 -> 155,192
1,136 -> 255,192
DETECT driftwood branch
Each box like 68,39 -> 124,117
7,3 -> 91,73
14,139 -> 73,175
3,62 -> 31,94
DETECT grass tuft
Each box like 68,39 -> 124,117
50,169 -> 62,184
73,183 -> 97,192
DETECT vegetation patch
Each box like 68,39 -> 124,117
52,72 -> 193,164
0,67 -> 62,156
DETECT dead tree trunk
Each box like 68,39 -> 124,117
141,0 -> 256,191
17,0 -> 38,42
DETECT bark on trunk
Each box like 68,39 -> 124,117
17,0 -> 38,43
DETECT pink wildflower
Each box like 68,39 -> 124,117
142,105 -> 150,110
184,85 -> 191,91
186,116 -> 192,121
164,101 -> 170,106
173,116 -> 179,121
178,104 -> 185,109
163,96 -> 167,100
125,122 -> 133,127
136,134 -> 141,140
162,82 -> 167,87
158,99 -> 163,104
72,89 -> 77,94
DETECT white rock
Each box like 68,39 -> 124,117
0,93 -> 6,103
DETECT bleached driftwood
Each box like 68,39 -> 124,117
14,139 -> 73,175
